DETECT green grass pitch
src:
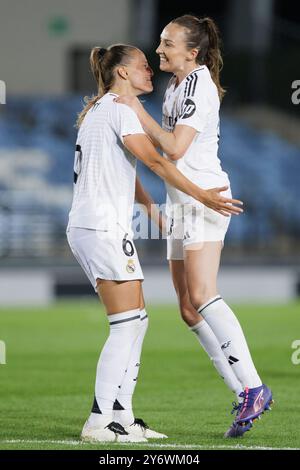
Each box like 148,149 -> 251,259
1,300 -> 300,450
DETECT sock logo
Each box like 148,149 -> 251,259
228,355 -> 239,365
221,341 -> 231,350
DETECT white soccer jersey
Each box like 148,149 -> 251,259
162,65 -> 230,210
67,93 -> 145,234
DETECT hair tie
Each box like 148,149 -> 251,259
98,48 -> 107,60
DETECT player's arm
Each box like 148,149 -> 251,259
116,96 -> 194,160
135,176 -> 165,234
125,134 -> 243,217
143,132 -> 161,150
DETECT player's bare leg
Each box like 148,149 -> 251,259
96,278 -> 142,314
183,242 -> 222,308
169,260 -> 203,326
170,259 -> 243,397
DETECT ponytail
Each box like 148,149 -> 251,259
91,47 -> 107,97
201,17 -> 226,100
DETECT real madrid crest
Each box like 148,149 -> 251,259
126,259 -> 136,273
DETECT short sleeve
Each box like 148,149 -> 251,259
114,103 -> 145,143
176,72 -> 211,133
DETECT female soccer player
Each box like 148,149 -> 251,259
66,43 -> 243,443
116,15 -> 273,437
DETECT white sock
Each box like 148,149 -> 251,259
199,296 -> 262,389
113,309 -> 149,427
88,308 -> 141,428
190,319 -> 243,398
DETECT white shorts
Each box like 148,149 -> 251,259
67,227 -> 144,292
166,202 -> 231,261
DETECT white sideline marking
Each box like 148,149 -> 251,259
0,440 -> 299,450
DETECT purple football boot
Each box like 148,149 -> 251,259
224,420 -> 252,438
236,384 -> 273,424
224,384 -> 274,438
224,401 -> 252,438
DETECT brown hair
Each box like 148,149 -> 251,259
76,44 -> 138,127
171,15 -> 225,100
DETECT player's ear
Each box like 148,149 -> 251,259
116,66 -> 128,80
187,48 -> 198,62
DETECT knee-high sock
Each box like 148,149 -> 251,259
113,309 -> 149,426
199,296 -> 262,389
88,309 -> 141,427
190,319 -> 243,399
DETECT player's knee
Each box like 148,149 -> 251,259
179,302 -> 197,325
189,285 -> 214,311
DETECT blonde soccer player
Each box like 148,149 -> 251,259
66,43 -> 242,443
116,15 -> 273,437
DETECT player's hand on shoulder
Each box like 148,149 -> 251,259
115,95 -> 143,114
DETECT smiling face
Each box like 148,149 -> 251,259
156,22 -> 198,75
123,49 -> 154,95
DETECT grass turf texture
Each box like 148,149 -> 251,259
0,300 -> 299,450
